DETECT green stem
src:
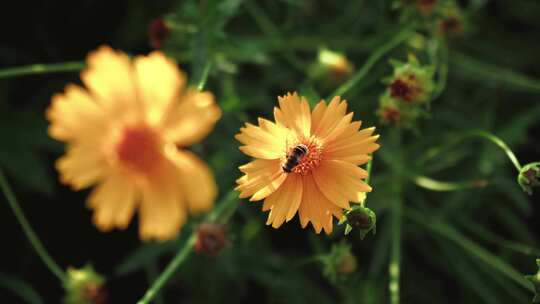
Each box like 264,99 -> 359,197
361,156 -> 374,207
405,209 -> 533,292
413,175 -> 487,191
431,42 -> 448,101
418,130 -> 522,172
328,27 -> 414,99
245,0 -> 305,72
137,235 -> 196,304
197,61 -> 212,91
0,62 -> 84,79
389,183 -> 402,304
144,262 -> 164,304
137,189 -> 239,304
0,170 -> 67,282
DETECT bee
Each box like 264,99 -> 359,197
282,144 -> 309,173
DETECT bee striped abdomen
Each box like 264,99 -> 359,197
282,144 -> 309,173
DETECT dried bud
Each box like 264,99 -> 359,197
525,259 -> 540,303
64,265 -> 107,304
195,223 -> 230,256
321,242 -> 357,282
149,18 -> 170,49
518,162 -> 540,195
387,55 -> 435,104
417,0 -> 437,15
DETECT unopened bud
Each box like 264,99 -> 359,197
345,206 -> 376,240
525,259 -> 540,303
418,0 -> 437,15
321,242 -> 357,282
387,55 -> 435,104
435,2 -> 465,38
518,162 -> 540,195
310,49 -> 353,86
64,265 -> 107,304
195,223 -> 230,256
149,18 -> 171,49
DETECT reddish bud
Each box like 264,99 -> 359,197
380,106 -> 401,125
149,19 -> 170,49
84,284 -> 108,304
438,17 -> 463,37
195,223 -> 230,256
389,78 -> 419,102
418,0 -> 437,14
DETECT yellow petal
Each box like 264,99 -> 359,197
163,90 -> 221,146
325,135 -> 380,161
87,173 -> 137,231
299,173 -> 341,234
56,143 -> 108,190
312,96 -> 348,139
168,149 -> 217,214
236,159 -> 286,200
46,84 -> 105,142
133,51 -> 186,126
277,92 -> 311,139
80,46 -> 137,111
235,122 -> 286,159
263,173 -> 303,228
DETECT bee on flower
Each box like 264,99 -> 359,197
46,46 -> 221,241
235,93 -> 380,234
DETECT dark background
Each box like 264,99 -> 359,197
1,0 -> 539,303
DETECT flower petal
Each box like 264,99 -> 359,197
299,173 -> 342,234
277,92 -> 311,139
168,149 -> 217,214
87,173 -> 137,231
162,91 -> 221,146
263,173 -> 303,228
236,159 -> 286,200
56,143 -> 108,190
133,52 -> 186,126
312,96 -> 348,139
46,84 -> 105,142
235,122 -> 287,159
80,46 -> 137,111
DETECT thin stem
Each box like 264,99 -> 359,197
418,130 -> 522,172
361,156 -> 374,207
413,175 -> 487,191
0,170 -> 67,282
389,183 -> 402,304
137,235 -> 196,304
0,62 -> 84,79
431,42 -> 448,101
144,262 -> 164,304
137,189 -> 239,304
197,61 -> 212,91
328,27 -> 414,99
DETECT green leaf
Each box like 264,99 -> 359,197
0,274 -> 43,304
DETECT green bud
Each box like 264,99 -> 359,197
518,162 -> 540,195
386,55 -> 435,104
525,259 -> 540,303
342,206 -> 377,239
64,265 -> 107,304
309,48 -> 353,86
321,242 -> 357,283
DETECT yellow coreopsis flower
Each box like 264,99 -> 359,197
235,93 -> 380,234
47,46 -> 221,241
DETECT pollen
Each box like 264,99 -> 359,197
116,125 -> 162,173
291,137 -> 323,175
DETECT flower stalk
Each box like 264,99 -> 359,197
0,170 -> 67,282
0,61 -> 84,79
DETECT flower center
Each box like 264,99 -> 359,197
288,137 -> 323,175
116,125 -> 162,173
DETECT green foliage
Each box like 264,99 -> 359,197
1,0 -> 539,303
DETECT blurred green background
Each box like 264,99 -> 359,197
1,0 -> 539,303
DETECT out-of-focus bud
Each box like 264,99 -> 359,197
435,2 -> 465,38
64,265 -> 107,304
310,48 -> 353,86
377,94 -> 422,129
417,0 -> 437,15
387,55 -> 435,104
525,259 -> 540,303
407,33 -> 428,51
149,18 -> 171,49
195,223 -> 230,256
518,162 -> 540,195
321,242 -> 357,282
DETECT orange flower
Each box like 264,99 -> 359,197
47,46 -> 221,241
235,93 -> 380,234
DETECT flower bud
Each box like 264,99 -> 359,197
321,242 -> 357,282
195,223 -> 230,256
344,206 -> 377,240
418,0 -> 437,15
387,55 -> 435,104
64,265 -> 107,304
435,2 -> 464,38
525,259 -> 540,303
149,18 -> 171,49
518,162 -> 540,195
310,48 -> 353,85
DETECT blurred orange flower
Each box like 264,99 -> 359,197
236,93 -> 379,234
47,46 -> 221,241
